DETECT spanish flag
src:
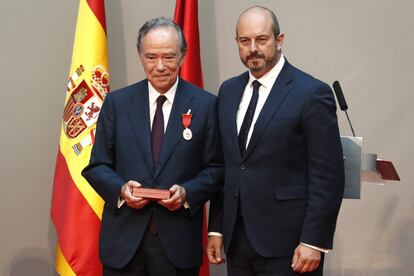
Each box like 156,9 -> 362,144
51,0 -> 108,275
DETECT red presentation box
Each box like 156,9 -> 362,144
132,187 -> 171,200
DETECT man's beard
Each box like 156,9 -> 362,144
244,52 -> 276,72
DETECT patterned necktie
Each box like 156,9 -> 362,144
151,95 -> 167,168
238,80 -> 261,156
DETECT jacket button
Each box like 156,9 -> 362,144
240,164 -> 245,170
234,193 -> 238,198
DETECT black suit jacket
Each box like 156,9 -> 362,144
209,61 -> 344,257
82,78 -> 223,269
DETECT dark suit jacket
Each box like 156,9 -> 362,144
209,60 -> 344,257
82,78 -> 223,269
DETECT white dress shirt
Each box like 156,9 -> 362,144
236,55 -> 285,148
148,78 -> 178,131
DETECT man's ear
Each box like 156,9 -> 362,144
276,33 -> 284,51
179,51 -> 187,66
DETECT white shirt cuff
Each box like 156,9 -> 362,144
208,232 -> 223,237
117,196 -> 125,208
301,242 -> 329,253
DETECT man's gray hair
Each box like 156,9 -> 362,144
137,17 -> 187,56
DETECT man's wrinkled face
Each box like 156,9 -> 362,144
139,27 -> 184,93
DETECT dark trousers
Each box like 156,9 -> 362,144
227,219 -> 324,276
103,230 -> 199,276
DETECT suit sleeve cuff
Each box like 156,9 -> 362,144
301,242 -> 329,253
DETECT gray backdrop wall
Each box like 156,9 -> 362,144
1,0 -> 413,275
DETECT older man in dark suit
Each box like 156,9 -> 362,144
207,6 -> 344,275
83,17 -> 223,276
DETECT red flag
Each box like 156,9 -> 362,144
51,0 -> 109,274
174,0 -> 204,88
174,1 -> 209,275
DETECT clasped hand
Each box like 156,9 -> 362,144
120,180 -> 186,211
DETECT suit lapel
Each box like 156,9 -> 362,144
126,81 -> 154,175
154,79 -> 195,179
242,62 -> 294,162
224,73 -> 249,162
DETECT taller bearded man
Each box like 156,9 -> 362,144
207,6 -> 344,276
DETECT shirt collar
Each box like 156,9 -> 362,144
248,54 -> 285,89
148,77 -> 179,106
